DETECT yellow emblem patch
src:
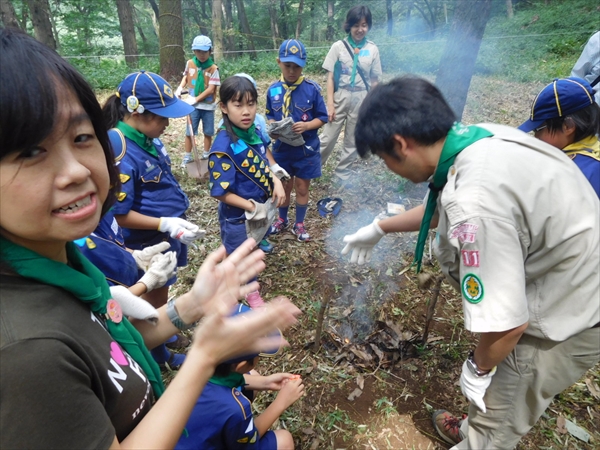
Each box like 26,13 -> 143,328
254,170 -> 262,179
260,161 -> 265,169
85,238 -> 96,249
117,192 -> 127,201
236,437 -> 249,443
253,156 -> 260,164
247,149 -> 254,158
209,161 -> 215,169
249,431 -> 258,443
260,175 -> 266,183
220,181 -> 230,189
119,173 -> 130,183
249,166 -> 256,173
216,153 -> 224,159
209,182 -> 213,189
163,84 -> 173,98
212,171 -> 221,180
241,159 -> 250,167
222,162 -> 231,171
290,45 -> 299,54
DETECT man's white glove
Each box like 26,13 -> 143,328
459,360 -> 496,413
245,200 -> 277,243
341,219 -> 385,264
109,285 -> 159,324
175,86 -> 183,98
139,251 -> 177,291
158,217 -> 205,246
131,241 -> 171,271
270,163 -> 291,182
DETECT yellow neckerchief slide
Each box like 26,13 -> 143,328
563,136 -> 600,161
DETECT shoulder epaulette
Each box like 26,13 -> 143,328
108,128 -> 127,162
305,79 -> 323,91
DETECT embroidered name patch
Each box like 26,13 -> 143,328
462,273 -> 484,304
461,250 -> 480,267
451,223 -> 479,243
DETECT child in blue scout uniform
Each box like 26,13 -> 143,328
519,77 -> 600,197
175,304 -> 304,450
209,76 -> 286,308
266,39 -> 328,242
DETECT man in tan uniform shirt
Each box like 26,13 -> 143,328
342,76 -> 600,449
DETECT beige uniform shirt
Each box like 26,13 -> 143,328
434,124 -> 599,341
322,39 -> 382,90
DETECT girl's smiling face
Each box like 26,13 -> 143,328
0,89 -> 109,262
220,93 -> 257,130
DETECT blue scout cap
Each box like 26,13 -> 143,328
518,77 -> 595,132
278,39 -> 307,68
192,35 -> 212,51
223,304 -> 282,365
117,71 -> 194,118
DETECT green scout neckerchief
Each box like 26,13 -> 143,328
0,237 -> 165,398
116,121 -> 158,158
347,35 -> 366,88
280,75 -> 305,118
563,136 -> 600,161
231,123 -> 263,146
413,123 -> 493,272
209,371 -> 246,388
192,56 -> 215,97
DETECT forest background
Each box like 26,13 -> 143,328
2,1 -> 599,449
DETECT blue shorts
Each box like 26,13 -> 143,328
218,206 -> 247,256
273,144 -> 322,180
256,430 -> 278,449
186,108 -> 215,137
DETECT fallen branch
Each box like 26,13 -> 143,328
313,295 -> 331,352
421,275 -> 444,345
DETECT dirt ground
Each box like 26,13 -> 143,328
152,74 -> 600,450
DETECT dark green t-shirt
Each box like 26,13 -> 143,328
0,275 -> 153,448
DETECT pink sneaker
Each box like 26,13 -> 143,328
245,290 -> 265,308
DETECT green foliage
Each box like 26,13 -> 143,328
72,57 -> 160,90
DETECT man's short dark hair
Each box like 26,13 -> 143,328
355,76 -> 456,158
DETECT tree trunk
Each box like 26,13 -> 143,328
279,0 -> 287,39
326,0 -> 334,41
116,0 -> 139,67
295,0 -> 304,39
435,0 -> 492,120
24,0 -> 56,49
211,0 -> 224,61
236,0 -> 255,56
158,0 -> 185,83
309,0 -> 316,42
268,0 -> 279,49
147,0 -> 160,35
1,0 -> 21,29
133,6 -> 149,53
221,0 -> 234,55
386,0 -> 393,36
506,0 -> 514,19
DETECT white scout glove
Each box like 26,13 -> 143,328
158,217 -> 206,246
459,360 -> 496,413
245,199 -> 277,243
131,241 -> 171,271
175,86 -> 183,98
341,219 -> 386,264
270,163 -> 291,182
109,285 -> 159,324
138,251 -> 177,291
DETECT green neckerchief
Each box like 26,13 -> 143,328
413,123 -> 494,272
192,56 -> 215,97
116,121 -> 158,157
280,75 -> 305,118
347,35 -> 366,87
209,371 -> 246,388
0,237 -> 165,398
232,123 -> 263,146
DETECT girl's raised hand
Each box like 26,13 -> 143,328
178,239 -> 266,322
191,297 -> 301,367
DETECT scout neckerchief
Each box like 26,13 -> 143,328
116,121 -> 158,158
281,75 -> 305,118
0,237 -> 165,398
209,371 -> 246,388
347,35 -> 366,88
192,56 -> 215,97
563,136 -> 600,161
413,123 -> 493,272
232,123 -> 263,146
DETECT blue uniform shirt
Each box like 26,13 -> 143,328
265,78 -> 328,153
175,381 -> 277,450
109,130 -> 188,266
76,212 -> 140,288
572,153 -> 600,198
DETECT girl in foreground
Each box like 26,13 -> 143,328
0,28 -> 299,449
